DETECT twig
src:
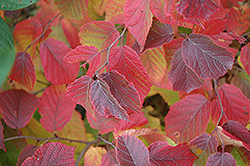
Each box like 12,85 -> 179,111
75,139 -> 99,166
98,135 -> 116,149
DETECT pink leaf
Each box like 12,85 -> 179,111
241,44 -> 250,76
193,19 -> 227,35
17,145 -> 37,166
148,142 -> 197,166
100,70 -> 141,114
117,128 -> 159,139
9,52 -> 36,90
143,17 -> 174,51
63,45 -> 98,63
21,142 -> 76,166
0,122 -> 6,151
61,18 -> 80,49
116,135 -> 150,166
149,0 -> 168,23
101,149 -> 118,166
182,34 -> 234,80
90,78 -> 129,121
176,0 -> 219,20
40,38 -> 79,85
211,84 -> 250,126
206,152 -> 236,166
189,133 -> 218,165
66,75 -> 93,113
222,120 -> 250,151
124,0 -> 153,51
169,48 -> 204,93
109,45 -> 152,103
86,111 -> 119,134
165,94 -> 211,143
39,85 -> 76,132
0,89 -> 39,129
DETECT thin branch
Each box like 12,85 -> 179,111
215,127 -> 225,153
98,135 -> 116,149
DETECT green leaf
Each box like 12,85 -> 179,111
0,17 -> 15,86
0,0 -> 37,10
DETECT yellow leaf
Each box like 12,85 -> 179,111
84,146 -> 107,166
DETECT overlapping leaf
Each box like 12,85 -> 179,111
211,84 -> 250,126
39,38 -> 79,85
230,146 -> 250,165
105,0 -> 126,24
0,0 -> 37,10
193,19 -> 227,35
231,70 -> 250,100
109,45 -> 152,103
9,52 -> 36,90
176,0 -> 219,20
143,18 -> 174,51
124,0 -> 153,51
66,75 -> 93,113
61,18 -> 80,48
55,0 -> 88,20
169,48 -> 204,93
189,133 -> 218,166
149,0 -> 168,23
0,122 -> 5,151
17,145 -> 36,166
90,78 -> 129,121
206,152 -> 236,166
39,85 -> 76,132
241,44 -> 250,76
101,149 -> 118,166
13,18 -> 42,58
0,89 -> 39,129
181,34 -> 234,80
148,142 -> 197,166
165,94 -> 211,143
100,70 -> 141,114
116,135 -> 150,166
22,142 -> 76,166
84,147 -> 107,166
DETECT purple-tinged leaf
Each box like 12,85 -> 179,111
9,52 -> 36,90
206,152 -> 236,166
21,142 -> 76,166
189,133 -> 218,166
101,149 -> 118,166
116,135 -> 150,166
143,17 -> 173,51
165,94 -> 211,143
169,48 -> 204,93
148,142 -> 197,166
241,44 -> 250,76
100,70 -> 141,114
17,145 -> 37,166
0,89 -> 39,130
39,85 -> 75,132
90,78 -> 129,121
66,75 -> 93,113
0,122 -> 5,151
182,34 -> 234,80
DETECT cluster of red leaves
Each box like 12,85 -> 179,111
1,0 -> 250,165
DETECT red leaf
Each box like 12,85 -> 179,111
61,18 -> 80,49
188,133 -> 218,165
176,0 -> 219,20
9,52 -> 36,90
113,112 -> 148,136
117,128 -> 159,139
22,142 -> 76,166
148,142 -> 197,166
169,48 -> 204,93
40,38 -> 79,85
116,135 -> 150,166
124,0 -> 153,51
143,17 -> 174,51
63,45 -> 98,64
105,0 -> 126,24
17,145 -> 37,166
13,18 -> 43,58
86,111 -> 119,134
66,75 -> 93,113
101,149 -> 118,166
0,89 -> 39,129
182,34 -> 234,80
149,0 -> 168,23
90,78 -> 129,121
0,122 -> 6,151
109,45 -> 152,103
222,120 -> 250,151
193,19 -> 227,35
39,85 -> 76,132
241,44 -> 250,76
211,84 -> 250,126
100,70 -> 141,114
165,94 -> 211,143
206,152 -> 236,166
